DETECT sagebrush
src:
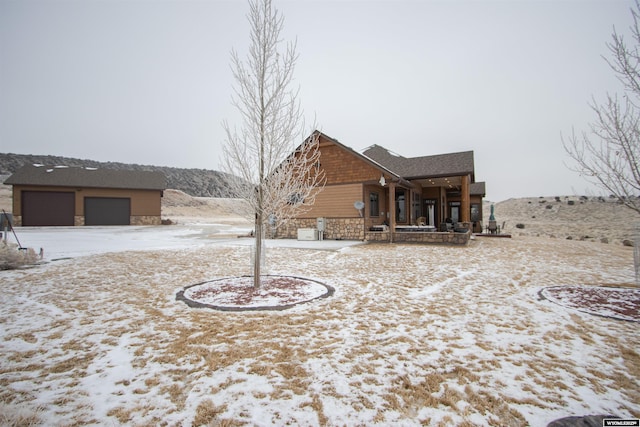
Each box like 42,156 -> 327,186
0,242 -> 39,270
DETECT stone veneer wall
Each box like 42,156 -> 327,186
131,215 -> 162,226
278,218 -> 365,240
278,218 -> 471,244
74,216 -> 85,226
10,216 -> 22,227
366,230 -> 471,245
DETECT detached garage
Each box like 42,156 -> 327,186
4,165 -> 166,226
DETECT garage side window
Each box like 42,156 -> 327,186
370,192 -> 379,217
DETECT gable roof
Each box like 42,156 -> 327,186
362,145 -> 475,180
4,164 -> 166,190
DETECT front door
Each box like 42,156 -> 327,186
450,202 -> 461,223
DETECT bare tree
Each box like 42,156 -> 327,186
563,0 -> 640,214
222,0 -> 325,288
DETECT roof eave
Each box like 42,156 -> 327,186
404,171 -> 474,180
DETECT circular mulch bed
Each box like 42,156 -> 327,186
176,275 -> 334,311
540,285 -> 640,322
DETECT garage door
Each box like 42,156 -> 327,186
22,191 -> 75,226
85,197 -> 131,225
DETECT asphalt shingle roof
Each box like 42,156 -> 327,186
362,144 -> 475,179
4,164 -> 166,190
470,181 -> 486,196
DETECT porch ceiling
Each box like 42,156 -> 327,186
412,176 -> 462,189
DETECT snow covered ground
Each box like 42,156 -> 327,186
1,226 -> 639,426
7,224 -> 362,260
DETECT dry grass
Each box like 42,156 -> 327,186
193,399 -> 228,426
0,403 -> 44,427
0,236 -> 638,425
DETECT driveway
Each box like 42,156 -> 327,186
5,225 -> 364,260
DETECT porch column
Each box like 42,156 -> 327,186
440,187 -> 446,224
389,181 -> 396,243
461,174 -> 470,223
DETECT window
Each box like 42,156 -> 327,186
288,192 -> 304,205
370,192 -> 379,217
412,193 -> 422,222
471,204 -> 480,222
396,189 -> 406,222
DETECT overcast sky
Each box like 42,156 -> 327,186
0,0 -> 636,201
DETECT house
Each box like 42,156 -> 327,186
4,165 -> 166,226
279,132 -> 486,244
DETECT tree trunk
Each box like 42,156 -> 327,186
253,212 -> 263,288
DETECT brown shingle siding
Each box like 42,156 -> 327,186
319,143 -> 381,184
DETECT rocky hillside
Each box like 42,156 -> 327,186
0,153 -> 235,197
485,195 -> 639,245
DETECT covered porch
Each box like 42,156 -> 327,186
363,173 -> 476,245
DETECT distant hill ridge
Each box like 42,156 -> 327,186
0,153 -> 235,197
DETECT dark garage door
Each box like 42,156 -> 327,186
85,197 -> 131,225
22,191 -> 75,226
